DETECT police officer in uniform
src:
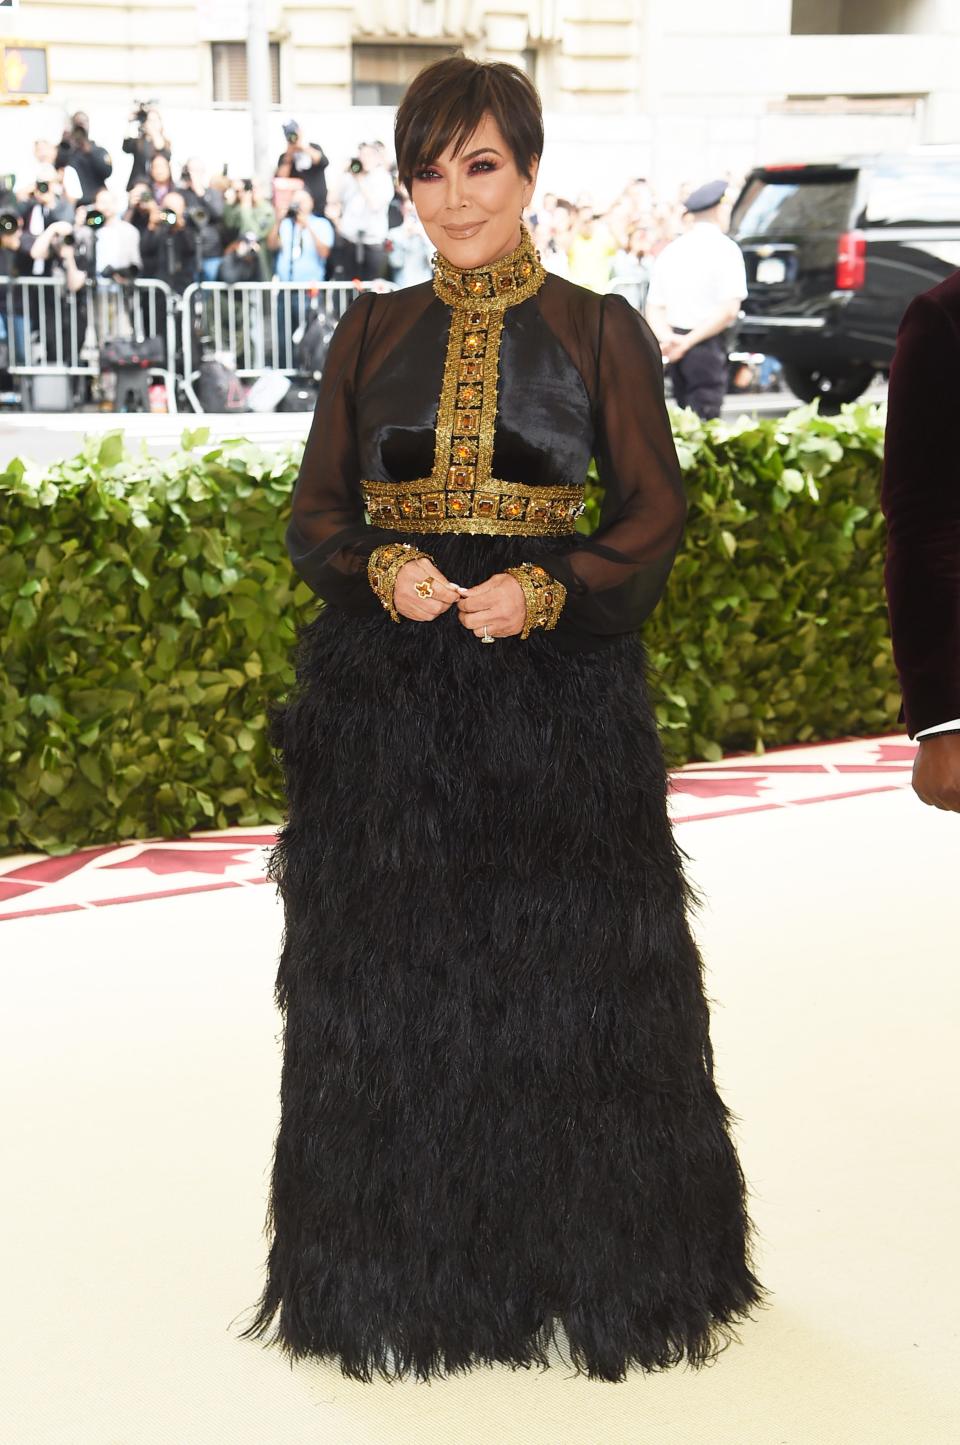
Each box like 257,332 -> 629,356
644,178 -> 747,419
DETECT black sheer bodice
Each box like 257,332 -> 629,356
285,266 -> 687,649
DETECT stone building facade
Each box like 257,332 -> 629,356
3,0 -> 959,204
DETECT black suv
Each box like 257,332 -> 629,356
728,148 -> 960,408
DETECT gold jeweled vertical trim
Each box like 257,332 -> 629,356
427,224 -> 546,500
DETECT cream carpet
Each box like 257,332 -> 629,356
2,761 -> 957,1444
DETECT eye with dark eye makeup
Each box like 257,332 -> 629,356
413,159 -> 498,182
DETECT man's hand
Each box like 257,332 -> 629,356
456,573 -> 526,640
393,558 -> 465,622
912,734 -> 960,812
662,334 -> 691,363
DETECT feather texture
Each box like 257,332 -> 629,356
236,534 -> 769,1383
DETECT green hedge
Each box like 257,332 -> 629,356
0,400 -> 895,856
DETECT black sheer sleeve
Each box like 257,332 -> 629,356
284,290 -> 405,613
533,291 -> 687,640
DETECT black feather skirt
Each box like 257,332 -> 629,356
237,533 -> 768,1384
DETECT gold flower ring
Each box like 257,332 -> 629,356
414,575 -> 435,598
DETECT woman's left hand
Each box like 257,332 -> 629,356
456,572 -> 526,640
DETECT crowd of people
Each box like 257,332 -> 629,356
0,103 -> 750,298
1,101 -> 782,410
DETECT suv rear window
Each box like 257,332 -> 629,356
864,159 -> 960,225
731,172 -> 857,238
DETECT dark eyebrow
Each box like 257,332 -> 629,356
419,147 -> 503,167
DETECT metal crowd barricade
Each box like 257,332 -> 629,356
179,279 -> 398,414
0,275 -> 180,411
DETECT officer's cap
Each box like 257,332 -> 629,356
683,179 -> 728,214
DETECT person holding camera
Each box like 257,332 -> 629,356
0,208 -> 30,366
222,178 -> 276,283
32,137 -> 83,206
15,165 -> 75,277
178,158 -> 226,283
264,190 -> 334,368
54,111 -> 113,207
334,140 -> 394,281
275,123 -> 329,217
138,191 -> 199,294
141,153 -> 176,207
122,103 -> 172,192
81,188 -> 141,283
266,188 -> 334,283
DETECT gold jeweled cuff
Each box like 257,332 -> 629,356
504,562 -> 567,639
367,541 -> 435,623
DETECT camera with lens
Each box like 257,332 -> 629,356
186,204 -> 208,229
348,157 -> 363,175
35,179 -> 51,195
83,208 -> 106,230
286,201 -> 301,220
0,208 -> 20,237
282,121 -> 300,144
162,208 -> 179,227
49,229 -> 74,256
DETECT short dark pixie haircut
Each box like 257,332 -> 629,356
394,52 -> 543,198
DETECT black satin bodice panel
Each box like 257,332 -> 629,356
355,295 -> 595,488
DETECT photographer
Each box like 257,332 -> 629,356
23,217 -> 87,296
83,188 -> 141,283
265,190 -> 334,368
122,102 -> 172,192
222,177 -> 275,283
0,208 -> 29,367
16,165 -> 74,276
32,137 -> 82,206
335,141 -> 394,281
139,191 -> 199,294
54,111 -> 113,207
274,122 -> 329,217
142,153 -> 176,208
179,157 -> 226,282
266,188 -> 333,283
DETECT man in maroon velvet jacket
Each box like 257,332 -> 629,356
881,268 -> 960,812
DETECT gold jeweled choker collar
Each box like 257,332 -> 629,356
431,223 -> 547,310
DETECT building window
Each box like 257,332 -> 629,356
211,41 -> 281,105
352,43 -> 459,106
791,0 -> 926,34
521,47 -> 537,83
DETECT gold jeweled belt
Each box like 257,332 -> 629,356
360,225 -> 584,538
360,477 -> 585,536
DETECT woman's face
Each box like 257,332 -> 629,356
410,112 -> 538,269
150,155 -> 171,182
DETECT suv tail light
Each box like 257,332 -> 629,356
835,230 -> 866,289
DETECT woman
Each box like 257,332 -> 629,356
143,153 -> 175,207
238,54 -> 767,1383
122,106 -> 172,192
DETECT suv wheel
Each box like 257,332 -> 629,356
781,362 -> 876,412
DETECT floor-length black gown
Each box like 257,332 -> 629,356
238,225 -> 768,1382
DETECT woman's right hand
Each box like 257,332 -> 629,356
393,557 -> 466,622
